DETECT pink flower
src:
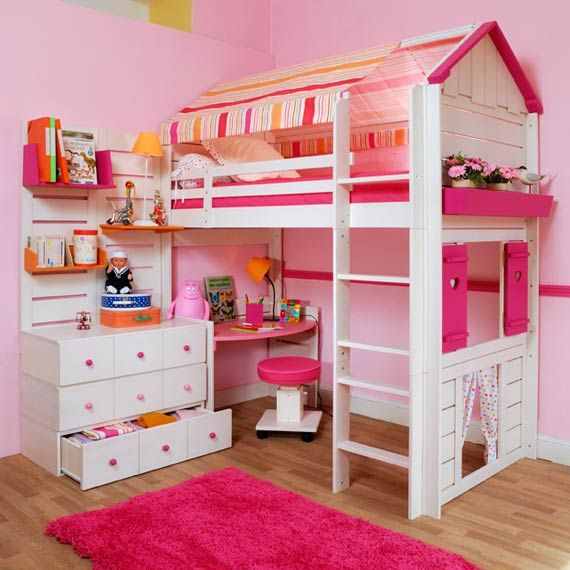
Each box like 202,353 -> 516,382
499,167 -> 518,180
445,157 -> 459,166
448,165 -> 466,178
465,160 -> 483,171
483,163 -> 496,176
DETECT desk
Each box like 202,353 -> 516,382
213,313 -> 319,406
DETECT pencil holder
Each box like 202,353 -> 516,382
245,303 -> 264,326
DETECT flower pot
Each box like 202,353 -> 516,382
486,182 -> 510,191
451,179 -> 477,188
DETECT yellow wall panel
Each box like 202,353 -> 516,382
149,0 -> 192,33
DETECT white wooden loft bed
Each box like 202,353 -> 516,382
160,21 -> 553,519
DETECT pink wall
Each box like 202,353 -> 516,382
272,2 -> 570,441
0,0 -> 273,458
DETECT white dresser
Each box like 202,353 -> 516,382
20,317 -> 231,490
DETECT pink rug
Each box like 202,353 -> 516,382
46,467 -> 478,570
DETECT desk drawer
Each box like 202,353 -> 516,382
59,380 -> 114,431
61,432 -> 139,490
114,371 -> 163,419
163,326 -> 206,369
163,364 -> 207,409
114,331 -> 162,377
139,421 -> 188,473
187,409 -> 232,459
60,337 -> 114,386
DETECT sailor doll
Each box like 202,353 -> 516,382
105,250 -> 133,294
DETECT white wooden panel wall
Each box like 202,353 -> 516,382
22,127 -> 166,329
441,34 -> 527,167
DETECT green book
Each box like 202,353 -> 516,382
49,117 -> 57,182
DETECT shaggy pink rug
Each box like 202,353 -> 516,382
46,467 -> 478,570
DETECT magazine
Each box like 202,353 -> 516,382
204,275 -> 237,323
62,130 -> 98,184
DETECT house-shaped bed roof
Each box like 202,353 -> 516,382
160,21 -> 541,145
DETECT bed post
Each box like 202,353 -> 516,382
524,112 -> 540,459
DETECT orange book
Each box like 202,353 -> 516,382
27,117 -> 53,183
55,119 -> 70,183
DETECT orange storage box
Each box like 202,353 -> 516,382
100,307 -> 161,328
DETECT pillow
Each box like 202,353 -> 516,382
202,136 -> 300,182
171,153 -> 232,189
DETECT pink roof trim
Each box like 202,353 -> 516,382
428,21 -> 543,114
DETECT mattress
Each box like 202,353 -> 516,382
172,171 -> 409,210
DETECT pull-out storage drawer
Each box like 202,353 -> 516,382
114,331 -> 162,377
163,364 -> 207,409
59,380 -> 115,431
139,421 -> 188,473
61,432 -> 139,490
187,409 -> 232,459
60,337 -> 114,386
163,326 -> 206,368
114,371 -> 163,419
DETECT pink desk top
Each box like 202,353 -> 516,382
214,319 -> 316,344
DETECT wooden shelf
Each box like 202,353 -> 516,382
24,247 -> 107,274
22,144 -> 116,190
100,224 -> 184,235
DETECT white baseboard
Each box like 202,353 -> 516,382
537,435 -> 570,466
214,382 -> 270,409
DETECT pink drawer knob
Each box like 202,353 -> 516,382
109,458 -> 117,466
137,393 -> 145,401
85,359 -> 93,367
162,444 -> 170,452
184,384 -> 191,392
84,402 -> 93,410
184,345 -> 190,352
137,351 -> 144,359
209,432 -> 216,439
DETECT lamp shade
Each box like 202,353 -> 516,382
132,132 -> 164,157
247,256 -> 272,283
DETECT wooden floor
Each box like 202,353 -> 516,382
0,397 -> 569,570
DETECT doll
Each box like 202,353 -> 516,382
167,280 -> 209,320
149,189 -> 167,226
105,250 -> 133,294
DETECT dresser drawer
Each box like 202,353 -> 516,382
59,380 -> 115,431
60,337 -> 114,386
114,331 -> 162,377
114,371 -> 163,419
162,326 -> 206,369
163,364 -> 207,409
139,421 -> 188,473
187,409 -> 232,459
61,432 -> 139,490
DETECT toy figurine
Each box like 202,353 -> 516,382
105,250 -> 133,294
75,311 -> 92,330
107,181 -> 134,225
149,189 -> 167,226
167,280 -> 209,320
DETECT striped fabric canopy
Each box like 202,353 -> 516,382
161,28 -> 473,145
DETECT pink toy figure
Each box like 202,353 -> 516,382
168,280 -> 210,320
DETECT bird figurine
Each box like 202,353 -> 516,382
517,166 -> 548,186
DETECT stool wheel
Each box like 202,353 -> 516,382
301,432 -> 314,443
256,430 -> 269,440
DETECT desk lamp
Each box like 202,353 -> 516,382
131,132 -> 163,225
246,256 -> 278,321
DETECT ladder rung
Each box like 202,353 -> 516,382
338,173 -> 410,185
337,273 -> 409,285
337,376 -> 409,397
337,440 -> 409,469
338,339 -> 409,356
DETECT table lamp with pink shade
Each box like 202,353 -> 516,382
131,132 -> 163,225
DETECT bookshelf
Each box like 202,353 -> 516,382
24,246 -> 107,275
99,224 -> 184,235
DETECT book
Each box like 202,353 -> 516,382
55,119 -> 70,183
279,298 -> 302,323
31,235 -> 65,268
62,130 -> 98,184
204,275 -> 237,323
27,117 -> 54,183
49,117 -> 57,182
231,323 -> 283,333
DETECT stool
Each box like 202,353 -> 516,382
255,356 -> 323,442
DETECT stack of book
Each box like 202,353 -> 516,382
27,117 -> 98,185
29,235 -> 66,268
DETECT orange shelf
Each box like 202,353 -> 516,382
99,224 -> 184,235
24,247 -> 107,274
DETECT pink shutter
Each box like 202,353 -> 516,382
504,242 -> 530,336
442,244 -> 469,353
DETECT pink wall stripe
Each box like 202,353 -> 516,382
170,122 -> 179,144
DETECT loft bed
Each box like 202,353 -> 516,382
159,21 -> 553,519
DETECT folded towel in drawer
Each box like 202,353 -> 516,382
83,421 -> 138,441
135,412 -> 177,428
175,408 -> 208,421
